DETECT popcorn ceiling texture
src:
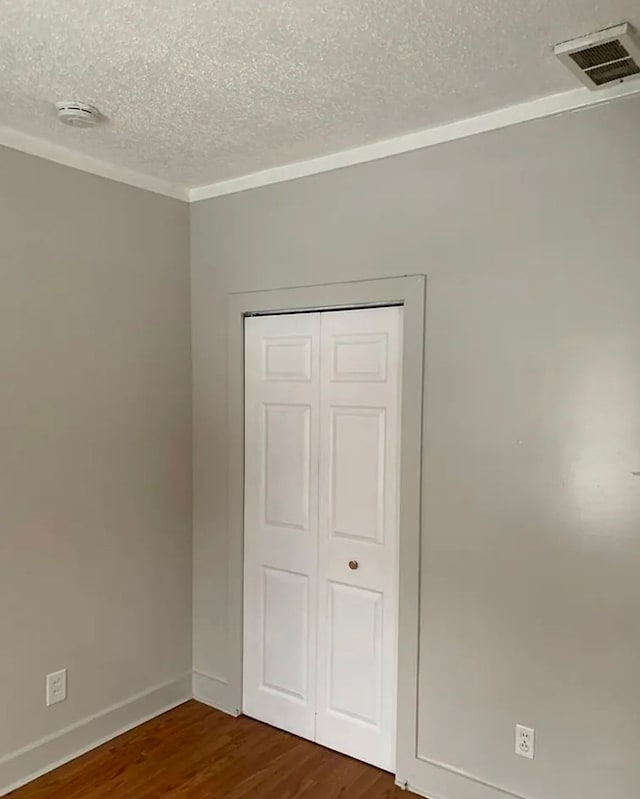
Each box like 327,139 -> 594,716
0,0 -> 637,187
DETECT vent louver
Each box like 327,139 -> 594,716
554,23 -> 640,90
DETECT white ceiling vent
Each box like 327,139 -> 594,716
554,23 -> 640,90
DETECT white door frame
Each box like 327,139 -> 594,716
226,275 -> 425,784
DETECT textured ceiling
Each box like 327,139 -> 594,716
0,0 -> 638,188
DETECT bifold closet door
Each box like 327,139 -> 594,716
315,307 -> 401,772
243,312 -> 320,740
243,306 -> 401,771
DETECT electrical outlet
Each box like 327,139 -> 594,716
515,724 -> 535,759
46,669 -> 67,706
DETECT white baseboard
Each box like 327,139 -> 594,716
0,672 -> 192,797
399,756 -> 527,799
192,670 -> 240,717
0,671 -> 528,799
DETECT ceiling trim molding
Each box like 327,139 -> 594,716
0,123 -> 189,201
188,80 -> 640,202
2,79 -> 639,204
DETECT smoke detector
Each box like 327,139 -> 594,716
554,23 -> 640,90
55,101 -> 102,128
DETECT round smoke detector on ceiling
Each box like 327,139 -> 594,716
55,101 -> 102,128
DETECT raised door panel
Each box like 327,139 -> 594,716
263,403 -> 311,531
262,567 -> 309,701
330,407 -> 386,543
327,582 -> 383,725
331,333 -> 388,382
263,336 -> 312,381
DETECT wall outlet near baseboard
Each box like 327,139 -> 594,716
46,669 -> 67,706
515,724 -> 535,759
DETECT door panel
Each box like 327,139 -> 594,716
262,567 -> 309,700
243,313 -> 320,740
327,581 -> 383,724
331,407 -> 386,542
316,306 -> 402,771
331,333 -> 389,382
263,403 -> 311,530
263,336 -> 312,381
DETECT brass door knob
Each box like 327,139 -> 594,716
348,560 -> 359,570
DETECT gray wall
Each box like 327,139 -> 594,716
190,96 -> 640,799
0,148 -> 192,758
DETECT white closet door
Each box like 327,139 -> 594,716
243,312 -> 320,740
315,306 -> 402,771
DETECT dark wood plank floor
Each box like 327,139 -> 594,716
9,700 -> 413,798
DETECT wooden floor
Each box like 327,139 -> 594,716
9,701 -> 411,798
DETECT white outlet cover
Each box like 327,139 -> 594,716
515,724 -> 535,759
46,669 -> 67,706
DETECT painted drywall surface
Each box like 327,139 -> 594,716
190,96 -> 640,799
0,148 -> 192,757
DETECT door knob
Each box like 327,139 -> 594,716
348,560 -> 359,570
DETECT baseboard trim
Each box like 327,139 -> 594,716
192,670 -> 240,717
0,672 -> 192,797
0,670 -> 531,799
400,755 -> 528,799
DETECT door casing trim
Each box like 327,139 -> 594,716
227,275 -> 426,783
